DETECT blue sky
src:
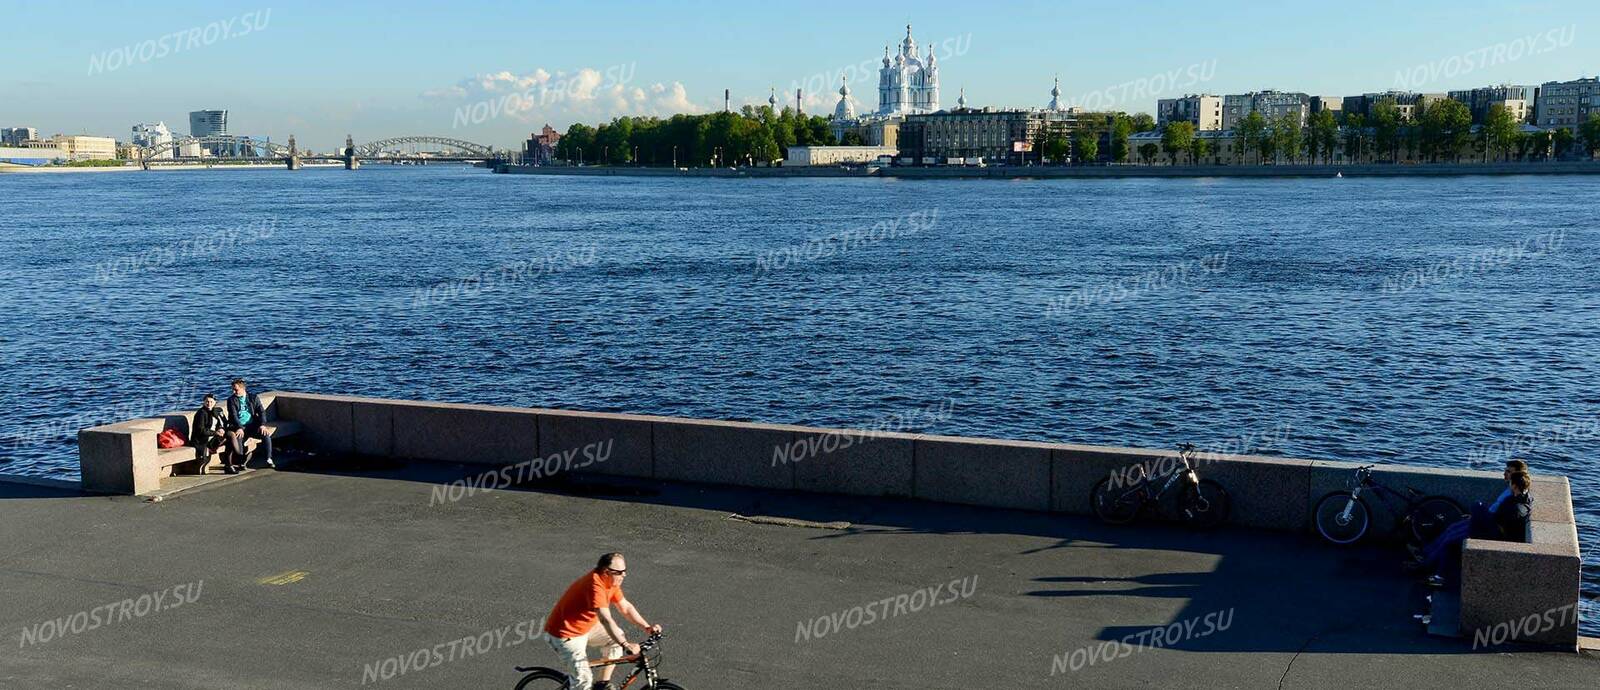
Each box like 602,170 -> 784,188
2,0 -> 1596,150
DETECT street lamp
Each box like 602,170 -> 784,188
672,145 -> 678,168
576,147 -> 583,166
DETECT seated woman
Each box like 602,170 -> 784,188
192,393 -> 231,473
1409,468 -> 1532,583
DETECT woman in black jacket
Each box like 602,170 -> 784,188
192,394 -> 231,472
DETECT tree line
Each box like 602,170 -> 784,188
553,106 -> 834,167
1139,98 -> 1600,166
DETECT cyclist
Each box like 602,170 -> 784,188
544,553 -> 662,690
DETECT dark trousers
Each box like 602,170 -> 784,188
227,425 -> 272,467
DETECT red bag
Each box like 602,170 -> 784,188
157,428 -> 187,449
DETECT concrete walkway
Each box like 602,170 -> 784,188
1,460 -> 1594,689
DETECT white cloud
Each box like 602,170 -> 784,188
429,63 -> 714,126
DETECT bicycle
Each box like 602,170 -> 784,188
514,632 -> 683,690
1090,442 -> 1231,528
1313,464 -> 1465,545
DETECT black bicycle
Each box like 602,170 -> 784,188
514,632 -> 682,690
1313,465 -> 1465,545
1090,442 -> 1230,528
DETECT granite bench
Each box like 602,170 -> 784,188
79,393 -> 301,495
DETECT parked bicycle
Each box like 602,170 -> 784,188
1313,464 -> 1464,545
514,632 -> 682,690
1090,442 -> 1230,528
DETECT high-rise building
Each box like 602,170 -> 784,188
1157,95 -> 1223,131
131,121 -> 173,159
2,127 -> 38,146
188,109 -> 229,155
1534,77 -> 1600,129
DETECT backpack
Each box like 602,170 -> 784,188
157,428 -> 188,449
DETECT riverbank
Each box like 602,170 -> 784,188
0,162 -> 350,174
496,160 -> 1600,179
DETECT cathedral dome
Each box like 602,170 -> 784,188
834,78 -> 856,120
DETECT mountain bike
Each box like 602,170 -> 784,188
1313,464 -> 1465,545
1090,442 -> 1230,528
514,632 -> 683,690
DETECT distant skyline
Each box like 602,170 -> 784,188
3,0 -> 1598,150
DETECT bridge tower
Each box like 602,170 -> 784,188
343,134 -> 360,170
286,135 -> 303,170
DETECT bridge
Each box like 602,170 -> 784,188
136,134 -> 505,170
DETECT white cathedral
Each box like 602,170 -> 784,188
830,25 -> 942,144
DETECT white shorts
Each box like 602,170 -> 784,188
547,626 -> 624,689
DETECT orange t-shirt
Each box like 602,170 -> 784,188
545,572 -> 623,639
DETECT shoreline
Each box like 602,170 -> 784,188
0,162 -> 349,174
496,160 -> 1600,179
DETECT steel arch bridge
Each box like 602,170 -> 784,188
355,136 -> 494,158
140,135 -> 289,160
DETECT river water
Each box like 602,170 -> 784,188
1,165 -> 1595,631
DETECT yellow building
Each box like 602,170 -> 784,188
51,135 -> 118,161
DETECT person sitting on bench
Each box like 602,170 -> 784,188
193,393 -> 231,473
1409,467 -> 1532,582
224,379 -> 274,470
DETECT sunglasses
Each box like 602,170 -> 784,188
606,568 -> 627,575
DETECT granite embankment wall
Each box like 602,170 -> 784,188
77,391 -> 1583,648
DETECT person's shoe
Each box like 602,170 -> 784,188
591,682 -> 614,690
1426,575 -> 1446,588
264,458 -> 275,469
223,465 -> 239,475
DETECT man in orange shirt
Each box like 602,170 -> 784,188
544,553 -> 662,690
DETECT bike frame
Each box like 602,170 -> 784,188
1339,468 -> 1416,529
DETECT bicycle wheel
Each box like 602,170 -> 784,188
514,668 -> 571,690
1314,492 -> 1370,545
1409,497 -> 1465,544
1180,479 -> 1230,528
1090,477 -> 1142,524
653,681 -> 686,690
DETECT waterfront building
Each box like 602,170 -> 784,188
899,107 -> 1082,165
2,126 -> 39,146
1157,95 -> 1223,131
0,145 -> 66,166
1341,91 -> 1446,122
1534,76 -> 1600,129
131,121 -> 173,159
49,135 -> 117,161
1448,85 -> 1535,123
784,145 -> 898,166
1309,96 -> 1343,117
523,124 -> 561,166
1221,91 -> 1310,129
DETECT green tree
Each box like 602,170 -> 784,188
1527,130 -> 1551,161
1111,115 -> 1133,162
1271,112 -> 1303,164
555,123 -> 596,163
1308,109 -> 1338,164
1373,99 -> 1400,162
1137,142 -> 1159,165
1132,113 -> 1156,132
1074,130 -> 1099,164
1189,135 -> 1211,165
1552,127 -> 1575,159
1235,111 -> 1267,164
1579,114 -> 1600,158
1161,121 -> 1194,165
840,131 -> 866,146
1343,113 -> 1367,163
1483,104 -> 1519,162
1421,98 -> 1472,162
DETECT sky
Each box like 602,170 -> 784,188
2,0 -> 1597,151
